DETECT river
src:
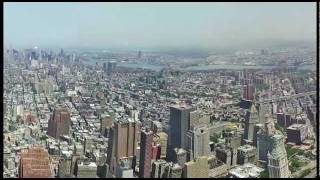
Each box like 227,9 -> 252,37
82,60 -> 315,72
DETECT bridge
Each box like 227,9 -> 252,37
257,91 -> 316,104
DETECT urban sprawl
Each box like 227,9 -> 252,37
3,47 -> 317,178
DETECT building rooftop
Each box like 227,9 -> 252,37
170,104 -> 193,111
237,144 -> 256,152
229,163 -> 264,178
287,123 -> 307,130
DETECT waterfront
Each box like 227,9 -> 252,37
83,60 -> 316,72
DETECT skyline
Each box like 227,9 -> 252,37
3,2 -> 317,178
4,2 -> 317,51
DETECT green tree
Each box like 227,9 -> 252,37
260,169 -> 269,178
210,135 -> 219,143
275,123 -> 285,134
40,134 -> 48,141
291,159 -> 302,168
299,168 -> 312,178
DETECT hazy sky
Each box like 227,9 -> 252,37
4,2 -> 316,50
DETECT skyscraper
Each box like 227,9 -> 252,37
186,126 -> 210,160
253,124 -> 264,147
107,61 -> 117,76
258,103 -> 270,124
242,78 -> 255,100
183,156 -> 209,178
151,159 -> 167,178
19,145 -> 52,178
168,105 -> 193,161
47,108 -> 70,139
215,144 -> 236,168
138,50 -> 142,59
139,129 -> 154,178
153,132 -> 168,159
100,113 -> 112,137
107,120 -> 140,174
189,110 -> 210,130
286,124 -> 308,145
257,120 -> 275,162
84,136 -> 93,153
60,48 -> 64,57
116,158 -> 134,178
103,62 -> 107,72
237,145 -> 257,165
170,163 -> 183,178
243,104 -> 259,144
267,134 -> 290,178
173,148 -> 187,167
76,161 -> 98,178
58,151 -> 72,178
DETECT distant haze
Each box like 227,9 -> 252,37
4,2 -> 316,51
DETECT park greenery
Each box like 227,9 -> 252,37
274,123 -> 285,134
210,134 -> 220,143
286,145 -> 304,157
298,168 -> 312,178
289,158 -> 303,172
260,169 -> 269,178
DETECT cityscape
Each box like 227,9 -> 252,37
3,2 -> 318,178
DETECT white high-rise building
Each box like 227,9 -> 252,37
267,134 -> 290,178
16,104 -> 24,117
186,126 -> 210,160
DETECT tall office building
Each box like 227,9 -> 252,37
153,132 -> 168,159
76,161 -> 98,178
277,110 -> 295,128
257,120 -> 275,162
286,124 -> 308,145
189,110 -> 210,129
116,158 -> 134,178
139,129 -> 154,178
170,163 -> 183,178
3,101 -> 6,116
138,50 -> 142,59
223,129 -> 242,150
151,121 -> 163,133
107,61 -> 117,76
215,144 -> 237,168
100,113 -> 112,137
242,79 -> 255,101
95,153 -> 108,178
243,104 -> 259,144
107,120 -> 140,173
74,142 -> 84,156
159,161 -> 171,178
151,159 -> 167,178
173,148 -> 187,167
19,145 -> 52,178
258,103 -> 270,124
58,151 -> 72,178
267,133 -> 290,178
253,124 -> 264,147
103,62 -> 107,72
207,155 -> 228,178
47,108 -> 70,139
186,126 -> 210,160
183,156 -> 209,178
84,136 -> 93,153
237,145 -> 257,165
152,143 -> 160,160
222,129 -> 241,167
277,112 -> 286,127
168,105 -> 193,161
60,48 -> 64,57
